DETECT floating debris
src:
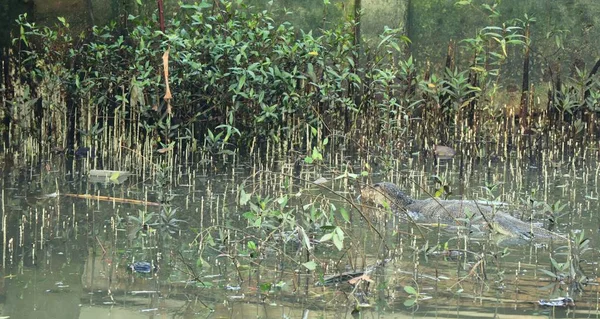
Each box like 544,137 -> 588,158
55,282 -> 70,289
64,193 -> 160,207
313,176 -> 328,185
348,274 -> 374,285
131,291 -> 159,295
537,297 -> 575,307
89,169 -> 131,184
140,308 -> 159,312
128,261 -> 156,274
36,192 -> 59,199
225,285 -> 242,291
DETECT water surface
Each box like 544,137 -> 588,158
0,153 -> 598,318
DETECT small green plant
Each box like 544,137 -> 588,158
403,282 -> 429,307
542,200 -> 568,228
318,226 -> 344,251
152,207 -> 186,236
540,230 -> 590,294
432,175 -> 451,199
204,124 -> 241,156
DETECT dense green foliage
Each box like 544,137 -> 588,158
6,0 -> 600,169
11,1 -> 409,159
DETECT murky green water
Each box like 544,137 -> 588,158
0,152 -> 599,318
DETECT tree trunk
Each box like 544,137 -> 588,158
519,22 -> 531,134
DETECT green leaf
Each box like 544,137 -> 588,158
237,74 -> 246,92
247,241 -> 257,250
276,196 -> 288,207
404,285 -> 417,295
550,257 -> 561,270
303,261 -> 317,271
181,2 -> 212,10
260,282 -> 272,292
454,0 -> 471,6
307,63 -> 316,82
377,34 -> 393,49
335,226 -> 344,238
404,298 -> 416,307
299,226 -> 312,250
340,208 -> 350,222
135,0 -> 142,5
206,233 -> 216,246
304,156 -> 313,164
196,257 -> 206,268
242,211 -> 255,221
332,233 -> 343,251
319,232 -> 333,242
109,171 -> 120,181
240,188 -> 251,205
19,25 -> 27,46
311,147 -> 323,161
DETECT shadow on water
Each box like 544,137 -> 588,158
0,150 -> 598,318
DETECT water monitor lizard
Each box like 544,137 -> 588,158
361,182 -> 568,242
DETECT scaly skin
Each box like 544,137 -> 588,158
361,182 -> 567,242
